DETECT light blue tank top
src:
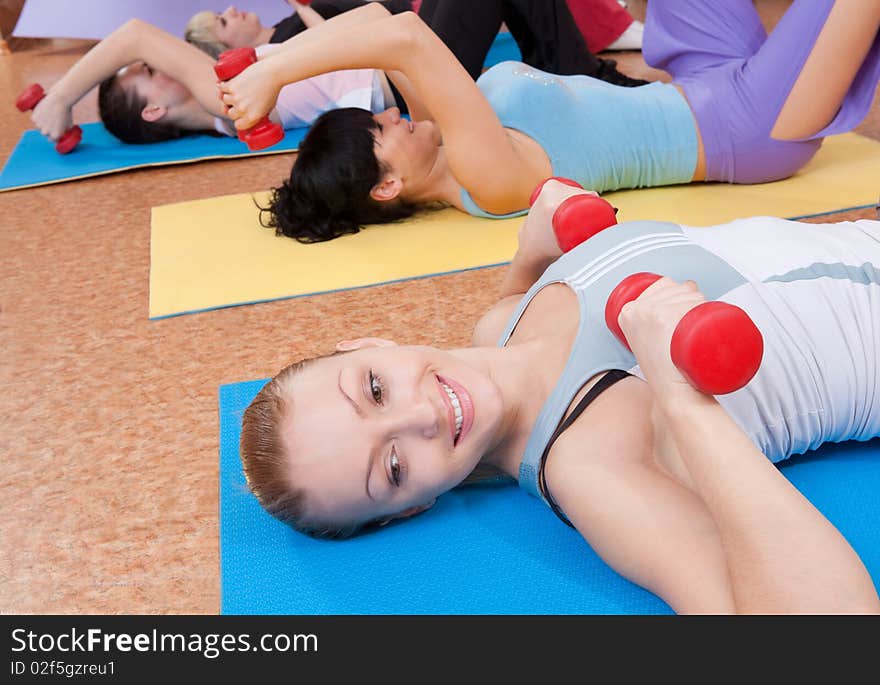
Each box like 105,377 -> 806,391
497,220 -> 747,509
461,61 -> 700,219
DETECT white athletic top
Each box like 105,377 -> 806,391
637,216 -> 880,461
504,215 -> 880,509
213,44 -> 388,135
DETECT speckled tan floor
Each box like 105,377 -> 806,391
1,1 -> 878,614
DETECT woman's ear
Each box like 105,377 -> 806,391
335,337 -> 397,352
369,175 -> 403,203
141,103 -> 168,123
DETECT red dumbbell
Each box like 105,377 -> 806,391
529,176 -> 583,207
604,272 -> 763,395
15,84 -> 82,154
530,177 -> 619,252
552,193 -> 619,253
214,47 -> 284,151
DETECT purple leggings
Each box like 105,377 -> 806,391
643,0 -> 880,183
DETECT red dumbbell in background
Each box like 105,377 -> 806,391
16,84 -> 82,154
214,47 -> 284,151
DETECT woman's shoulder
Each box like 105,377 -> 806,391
471,294 -> 521,347
544,374 -> 654,486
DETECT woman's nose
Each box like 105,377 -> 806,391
386,107 -> 401,125
389,397 -> 438,440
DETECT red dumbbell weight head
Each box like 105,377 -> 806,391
670,301 -> 763,395
55,125 -> 83,154
528,176 -> 583,207
604,272 -> 662,349
16,83 -> 45,112
551,194 -> 619,253
243,120 -> 285,151
214,47 -> 258,81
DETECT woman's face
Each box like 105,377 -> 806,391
372,107 -> 441,187
279,342 -> 504,529
116,62 -> 192,109
215,5 -> 265,48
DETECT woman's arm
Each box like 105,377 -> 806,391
275,1 -> 433,121
33,18 -> 224,140
618,278 -> 880,614
498,180 -> 598,298
287,0 -> 327,28
220,10 -> 541,212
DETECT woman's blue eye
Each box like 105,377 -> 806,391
369,370 -> 384,405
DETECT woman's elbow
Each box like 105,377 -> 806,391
391,11 -> 429,55
119,17 -> 147,35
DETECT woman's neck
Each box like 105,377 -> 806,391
448,340 -> 563,479
405,147 -> 461,208
252,26 -> 276,47
179,98 -> 223,133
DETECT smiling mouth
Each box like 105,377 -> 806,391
439,380 -> 463,444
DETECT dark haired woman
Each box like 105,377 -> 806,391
29,17 -> 397,145
218,0 -> 880,242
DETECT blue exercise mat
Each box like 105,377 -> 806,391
484,30 -> 522,69
0,122 -> 305,192
218,379 -> 880,614
2,32 -> 520,193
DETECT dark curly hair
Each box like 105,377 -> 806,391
97,73 -> 191,144
258,107 -> 419,243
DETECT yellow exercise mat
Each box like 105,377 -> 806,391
150,203 -> 522,318
150,132 -> 880,319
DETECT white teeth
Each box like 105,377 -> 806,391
440,382 -> 463,442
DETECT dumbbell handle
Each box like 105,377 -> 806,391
15,83 -> 82,154
604,272 -> 764,395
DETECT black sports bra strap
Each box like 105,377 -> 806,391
538,369 -> 631,527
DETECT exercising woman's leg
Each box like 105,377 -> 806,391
419,0 -> 508,80
650,0 -> 880,183
768,0 -> 880,139
423,0 -> 647,84
643,0 -> 766,79
502,0 -> 606,77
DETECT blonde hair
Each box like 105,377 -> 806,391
239,350 -> 506,540
184,11 -> 227,58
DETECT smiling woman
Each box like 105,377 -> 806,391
239,180 -> 880,615
241,342 -> 504,538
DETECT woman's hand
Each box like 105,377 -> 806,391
218,59 -> 281,130
518,180 -> 599,267
498,180 -> 600,298
30,89 -> 73,142
617,277 -> 707,397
